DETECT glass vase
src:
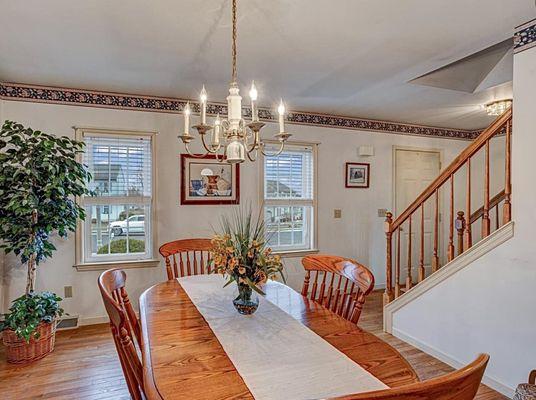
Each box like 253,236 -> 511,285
233,283 -> 259,315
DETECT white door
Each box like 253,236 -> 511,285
394,149 -> 441,279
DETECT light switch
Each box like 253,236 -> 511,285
64,286 -> 73,298
334,209 -> 342,219
378,209 -> 387,217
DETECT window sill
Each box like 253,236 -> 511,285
274,249 -> 320,258
74,259 -> 160,272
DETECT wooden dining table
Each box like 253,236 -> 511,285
139,279 -> 418,400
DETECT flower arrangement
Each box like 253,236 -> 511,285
211,207 -> 284,314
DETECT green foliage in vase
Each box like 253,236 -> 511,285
0,292 -> 64,342
210,206 -> 285,295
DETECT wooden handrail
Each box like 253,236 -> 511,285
384,108 -> 512,305
469,189 -> 506,224
390,108 -> 512,232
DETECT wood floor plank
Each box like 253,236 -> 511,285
0,291 -> 507,399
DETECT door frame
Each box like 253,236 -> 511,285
392,145 -> 443,216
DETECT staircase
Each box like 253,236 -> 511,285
383,108 -> 513,306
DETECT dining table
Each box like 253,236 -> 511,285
139,276 -> 418,400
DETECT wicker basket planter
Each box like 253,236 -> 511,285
2,321 -> 57,364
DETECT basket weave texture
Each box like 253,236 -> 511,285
2,321 -> 56,364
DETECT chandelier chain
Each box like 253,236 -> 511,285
231,0 -> 237,84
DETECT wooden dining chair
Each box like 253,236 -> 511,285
158,238 -> 213,280
329,353 -> 489,400
301,254 -> 374,324
98,269 -> 144,400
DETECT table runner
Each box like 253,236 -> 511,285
178,275 -> 388,400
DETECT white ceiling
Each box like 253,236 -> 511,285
0,0 -> 534,130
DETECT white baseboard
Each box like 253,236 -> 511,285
384,221 -> 514,333
392,328 -> 515,398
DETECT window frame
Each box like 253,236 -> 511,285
259,140 -> 319,257
74,127 -> 159,271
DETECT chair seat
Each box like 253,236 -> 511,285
515,383 -> 536,400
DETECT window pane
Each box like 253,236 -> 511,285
264,146 -> 313,200
87,204 -> 150,258
264,205 -> 311,251
84,136 -> 152,198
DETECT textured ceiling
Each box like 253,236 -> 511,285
0,0 -> 534,130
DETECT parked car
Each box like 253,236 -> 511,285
109,215 -> 145,236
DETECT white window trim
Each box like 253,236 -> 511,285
73,127 -> 159,271
259,140 -> 319,257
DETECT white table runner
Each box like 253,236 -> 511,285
178,275 -> 388,400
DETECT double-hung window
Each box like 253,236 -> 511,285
262,142 -> 317,253
75,128 -> 156,269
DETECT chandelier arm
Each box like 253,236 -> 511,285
185,143 -> 210,158
245,130 -> 260,153
247,148 -> 258,162
217,144 -> 229,163
200,133 -> 222,154
260,141 -> 285,157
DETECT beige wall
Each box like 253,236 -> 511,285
0,99 -> 474,322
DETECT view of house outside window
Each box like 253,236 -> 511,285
79,132 -> 154,263
262,143 -> 316,252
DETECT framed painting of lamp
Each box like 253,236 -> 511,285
180,154 -> 240,205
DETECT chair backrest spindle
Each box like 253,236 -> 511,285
301,254 -> 375,325
158,238 -> 213,280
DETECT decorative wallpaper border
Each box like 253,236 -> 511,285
514,18 -> 536,54
0,82 -> 478,140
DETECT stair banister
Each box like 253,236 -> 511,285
383,108 -> 512,305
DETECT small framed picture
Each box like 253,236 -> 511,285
180,154 -> 240,205
345,162 -> 370,188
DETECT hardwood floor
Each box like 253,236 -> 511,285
0,291 -> 507,400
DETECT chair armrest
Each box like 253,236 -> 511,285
529,369 -> 536,385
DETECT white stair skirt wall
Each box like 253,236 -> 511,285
384,222 -> 515,397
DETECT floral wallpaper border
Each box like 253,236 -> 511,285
514,19 -> 536,54
0,82 -> 479,140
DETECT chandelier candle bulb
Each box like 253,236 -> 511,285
212,114 -> 221,146
183,102 -> 191,135
278,100 -> 285,133
249,81 -> 258,122
200,86 -> 207,124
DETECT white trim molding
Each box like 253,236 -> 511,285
384,221 -> 514,333
392,328 -> 515,397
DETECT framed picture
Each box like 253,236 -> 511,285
345,162 -> 370,188
180,154 -> 240,205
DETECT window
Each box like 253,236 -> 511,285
75,129 -> 156,268
262,142 -> 317,253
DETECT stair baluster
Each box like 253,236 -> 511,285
383,109 -> 512,306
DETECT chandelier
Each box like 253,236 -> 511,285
485,99 -> 512,116
178,0 -> 291,163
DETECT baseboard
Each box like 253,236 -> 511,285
384,221 -> 514,333
392,328 -> 515,398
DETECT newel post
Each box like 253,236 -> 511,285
383,212 -> 394,306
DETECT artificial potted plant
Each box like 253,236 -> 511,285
0,120 -> 92,363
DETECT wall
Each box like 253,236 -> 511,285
390,41 -> 536,396
0,99 -> 473,322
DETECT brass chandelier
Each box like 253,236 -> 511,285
178,0 -> 291,163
